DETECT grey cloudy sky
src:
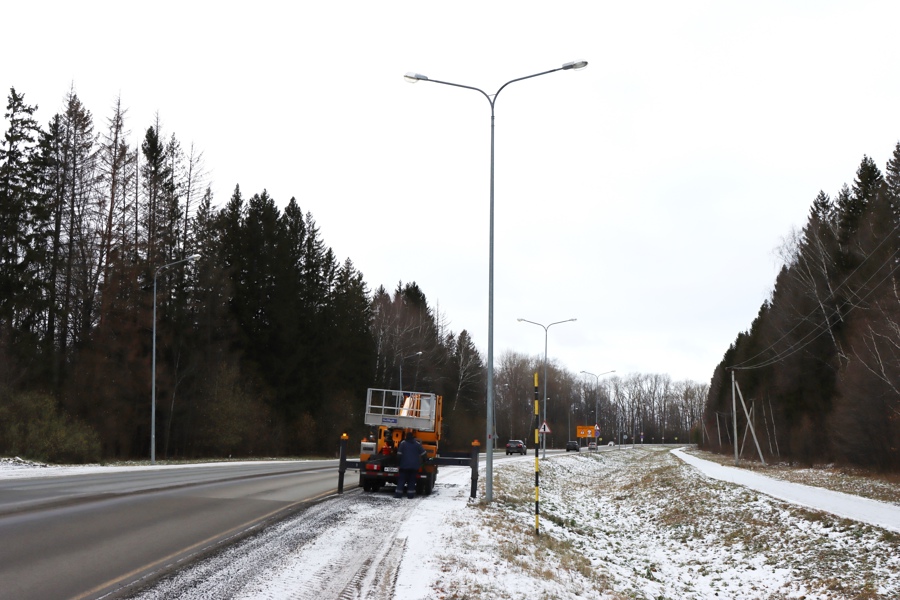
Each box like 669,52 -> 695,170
5,1 -> 900,383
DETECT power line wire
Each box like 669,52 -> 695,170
730,222 -> 900,371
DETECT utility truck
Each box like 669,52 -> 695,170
357,388 -> 442,495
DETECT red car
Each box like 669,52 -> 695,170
505,440 -> 527,455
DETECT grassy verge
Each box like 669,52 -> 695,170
438,447 -> 900,599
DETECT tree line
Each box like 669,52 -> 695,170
0,86 -> 494,462
492,355 -> 707,448
706,145 -> 900,471
0,85 -> 708,464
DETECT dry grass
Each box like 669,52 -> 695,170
451,447 -> 900,599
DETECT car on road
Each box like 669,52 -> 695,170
588,442 -> 597,451
566,441 -> 580,452
506,440 -> 527,455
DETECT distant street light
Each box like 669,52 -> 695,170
399,351 -> 423,392
517,317 -> 577,458
151,254 -> 200,465
580,370 -> 615,430
405,60 -> 588,502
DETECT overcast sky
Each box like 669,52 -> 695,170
5,1 -> 900,384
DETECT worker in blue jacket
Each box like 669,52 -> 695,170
395,431 -> 426,499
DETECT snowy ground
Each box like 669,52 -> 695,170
4,448 -> 900,599
0,455 -> 303,478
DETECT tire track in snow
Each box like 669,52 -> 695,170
295,495 -> 413,600
334,537 -> 406,600
125,491 -> 417,600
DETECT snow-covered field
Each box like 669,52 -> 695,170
5,448 -> 900,599
405,447 -> 900,600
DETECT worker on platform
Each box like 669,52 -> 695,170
394,431 -> 426,499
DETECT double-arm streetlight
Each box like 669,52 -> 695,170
580,369 -> 615,434
151,254 -> 200,464
517,317 -> 577,458
405,60 -> 587,501
399,351 -> 423,392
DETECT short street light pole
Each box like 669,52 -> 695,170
405,60 -> 587,502
518,318 -> 577,458
151,254 -> 200,465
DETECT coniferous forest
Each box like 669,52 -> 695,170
0,86 -> 710,464
0,87 -> 492,462
3,86 -> 898,471
705,147 -> 900,471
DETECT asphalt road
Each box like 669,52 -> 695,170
0,461 -> 344,600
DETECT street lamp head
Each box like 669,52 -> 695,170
562,60 -> 588,70
188,254 -> 201,261
404,72 -> 429,83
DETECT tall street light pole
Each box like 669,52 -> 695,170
580,369 -> 615,433
151,254 -> 200,465
405,60 -> 587,502
517,318 -> 577,458
399,351 -> 423,392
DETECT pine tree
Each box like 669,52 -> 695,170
320,257 -> 375,441
36,113 -> 66,385
0,87 -> 45,378
811,190 -> 834,223
96,96 -> 137,295
59,89 -> 100,348
838,155 -> 883,247
882,142 -> 900,223
140,121 -> 172,265
829,151 -> 900,469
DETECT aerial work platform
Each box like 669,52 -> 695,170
363,388 -> 437,431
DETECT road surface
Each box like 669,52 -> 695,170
0,460 -> 342,600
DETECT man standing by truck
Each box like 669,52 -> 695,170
394,431 -> 426,499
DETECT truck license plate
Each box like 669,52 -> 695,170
384,467 -> 398,473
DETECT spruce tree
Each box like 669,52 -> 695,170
58,90 -> 100,350
0,87 -> 45,376
839,155 -> 883,246
140,122 -> 172,265
882,142 -> 900,223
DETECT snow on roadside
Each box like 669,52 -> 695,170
394,467 -> 477,598
0,457 -> 302,479
5,449 -> 900,599
672,447 -> 900,533
434,447 -> 900,599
